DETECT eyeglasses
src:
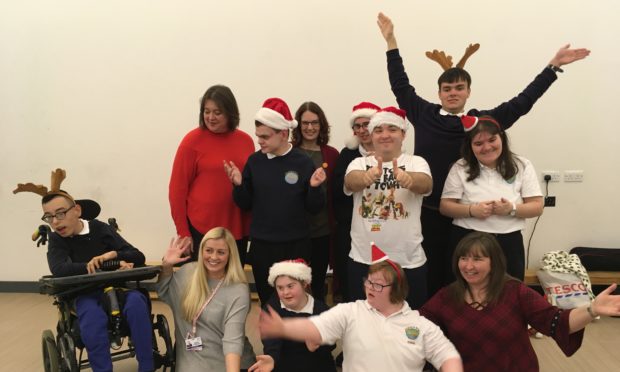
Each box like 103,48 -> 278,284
301,120 -> 320,127
363,278 -> 392,292
41,205 -> 75,223
352,122 -> 370,131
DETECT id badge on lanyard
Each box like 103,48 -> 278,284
185,279 -> 223,352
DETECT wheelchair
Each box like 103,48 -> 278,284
33,200 -> 175,372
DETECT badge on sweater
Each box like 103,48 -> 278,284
284,171 -> 299,184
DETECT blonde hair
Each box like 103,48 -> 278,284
181,227 -> 247,321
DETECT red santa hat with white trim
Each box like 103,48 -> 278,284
267,258 -> 312,286
368,106 -> 411,133
254,97 -> 298,130
461,115 -> 501,132
371,242 -> 403,283
346,101 -> 381,150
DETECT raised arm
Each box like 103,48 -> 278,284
377,12 -> 398,51
259,306 -> 323,345
548,44 -> 591,68
568,284 -> 620,333
159,236 -> 192,279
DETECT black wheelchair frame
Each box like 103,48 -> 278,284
34,199 -> 175,371
39,267 -> 175,372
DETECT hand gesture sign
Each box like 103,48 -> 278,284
223,160 -> 242,186
470,201 -> 494,219
549,44 -> 591,67
492,198 -> 513,216
258,306 -> 286,339
393,159 -> 413,189
310,167 -> 327,187
162,235 -> 192,268
248,355 -> 275,372
591,283 -> 620,317
363,156 -> 383,187
377,12 -> 395,43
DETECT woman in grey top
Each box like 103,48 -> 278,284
158,227 -> 256,371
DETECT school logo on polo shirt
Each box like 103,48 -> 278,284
405,326 -> 420,344
284,171 -> 299,184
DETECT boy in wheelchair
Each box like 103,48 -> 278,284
41,190 -> 155,372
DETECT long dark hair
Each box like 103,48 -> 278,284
449,232 -> 511,306
461,115 -> 520,182
291,101 -> 330,147
198,85 -> 240,131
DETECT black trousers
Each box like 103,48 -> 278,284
421,207 -> 454,298
449,225 -> 525,280
249,238 -> 312,305
333,222 -> 352,301
309,235 -> 330,302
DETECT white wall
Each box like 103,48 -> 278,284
1,0 -> 618,281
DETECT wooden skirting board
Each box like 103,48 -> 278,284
524,268 -> 620,286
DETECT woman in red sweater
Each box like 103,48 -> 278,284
291,101 -> 339,301
169,85 -> 255,264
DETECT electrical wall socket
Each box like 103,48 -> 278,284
541,170 -> 560,182
564,170 -> 584,182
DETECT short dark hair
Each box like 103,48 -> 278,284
438,67 -> 471,89
461,115 -> 520,182
41,191 -> 74,206
199,85 -> 240,131
368,261 -> 408,304
254,120 -> 283,134
291,101 -> 331,147
449,232 -> 510,305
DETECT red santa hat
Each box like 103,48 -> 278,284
368,106 -> 410,133
371,242 -> 402,283
346,101 -> 381,150
350,101 -> 381,127
254,97 -> 298,130
267,258 -> 312,286
461,115 -> 501,132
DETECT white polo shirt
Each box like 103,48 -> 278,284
310,300 -> 460,372
345,153 -> 431,268
442,155 -> 542,233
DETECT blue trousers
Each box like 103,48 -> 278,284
75,290 -> 153,372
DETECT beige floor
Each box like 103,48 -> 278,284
1,292 -> 619,371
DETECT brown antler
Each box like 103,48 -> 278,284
13,183 -> 49,196
425,50 -> 453,71
13,168 -> 67,197
455,43 -> 480,69
50,168 -> 66,192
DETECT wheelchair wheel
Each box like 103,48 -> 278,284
59,333 -> 79,372
42,329 -> 60,372
154,314 -> 175,370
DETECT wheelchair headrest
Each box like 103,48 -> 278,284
76,199 -> 101,220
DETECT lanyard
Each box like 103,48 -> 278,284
190,279 -> 223,336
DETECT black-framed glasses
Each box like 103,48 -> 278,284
363,277 -> 392,292
352,122 -> 370,131
41,205 -> 75,223
301,120 -> 320,127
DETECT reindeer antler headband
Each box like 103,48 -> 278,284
13,168 -> 74,203
426,43 -> 480,70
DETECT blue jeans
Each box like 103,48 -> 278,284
75,290 -> 153,372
